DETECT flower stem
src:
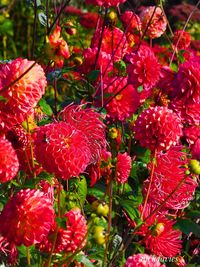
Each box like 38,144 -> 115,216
27,247 -> 31,266
140,150 -> 157,220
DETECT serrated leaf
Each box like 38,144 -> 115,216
120,200 -> 140,220
77,176 -> 87,205
175,219 -> 200,237
75,253 -> 95,267
38,98 -> 53,116
87,70 -> 100,81
38,12 -> 47,26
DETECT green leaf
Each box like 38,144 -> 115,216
38,98 -> 53,116
175,219 -> 200,237
187,210 -> 200,219
120,200 -> 140,220
0,19 -> 13,36
77,176 -> 87,206
87,70 -> 100,81
0,95 -> 7,103
87,187 -> 105,199
75,253 -> 95,267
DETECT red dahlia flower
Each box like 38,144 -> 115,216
64,208 -> 88,252
0,236 -> 18,266
124,254 -> 165,267
116,152 -> 132,184
38,208 -> 87,254
0,58 -> 46,114
145,146 -> 198,209
140,6 -> 167,39
80,12 -> 100,29
80,47 -> 112,80
100,77 -> 142,121
120,11 -> 141,33
0,189 -> 54,246
91,26 -> 128,60
138,204 -> 182,257
171,58 -> 200,105
173,30 -> 191,50
33,121 -> 92,179
134,106 -> 183,152
0,137 -> 19,183
60,105 -> 106,163
127,45 -> 160,91
85,0 -> 126,7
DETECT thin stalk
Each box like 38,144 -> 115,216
140,150 -> 157,220
27,247 -> 31,266
46,177 -> 62,267
169,0 -> 200,66
31,0 -> 37,59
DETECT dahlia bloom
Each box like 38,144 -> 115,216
38,208 -> 87,254
0,58 -> 46,115
6,126 -> 28,150
47,25 -> 70,67
145,146 -> 198,209
0,189 -> 54,246
80,47 -> 112,80
124,254 -> 165,267
33,121 -> 92,179
80,12 -> 100,29
173,30 -> 191,50
116,152 -> 132,184
0,137 -> 19,183
91,26 -> 128,60
184,125 -> 200,160
60,105 -> 106,163
120,11 -> 141,33
85,0 -> 126,7
138,204 -> 182,257
100,77 -> 142,121
127,45 -> 161,91
140,6 -> 167,39
64,208 -> 88,252
133,106 -> 183,152
171,58 -> 200,105
170,58 -> 200,124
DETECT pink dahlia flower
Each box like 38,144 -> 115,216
173,30 -> 191,50
91,26 -> 128,60
0,137 -> 19,183
85,0 -> 126,7
33,121 -> 92,179
0,189 -> 54,246
140,6 -> 167,39
124,253 -> 165,267
101,77 -> 142,121
0,58 -> 46,113
60,105 -> 106,163
120,11 -> 141,33
145,146 -> 198,209
116,152 -> 132,184
134,106 -> 183,152
138,204 -> 182,257
127,45 -> 160,91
